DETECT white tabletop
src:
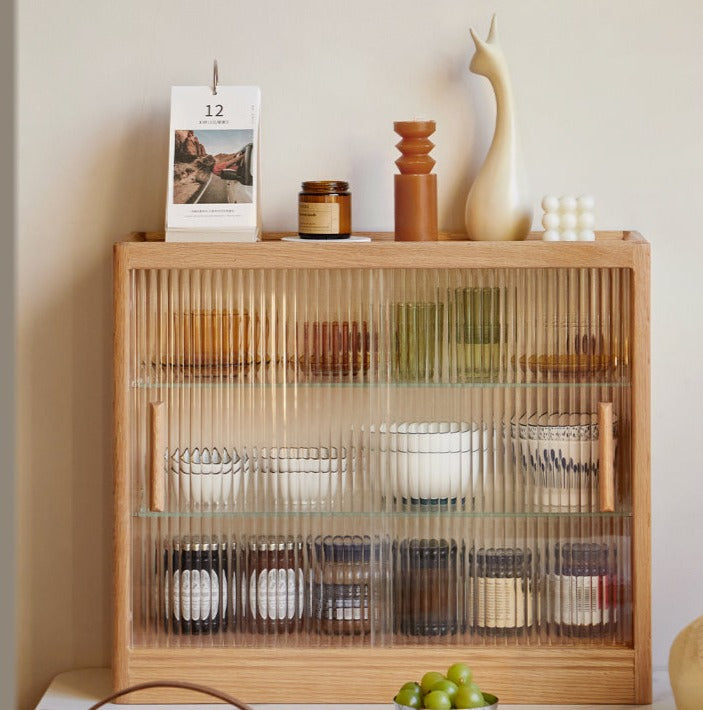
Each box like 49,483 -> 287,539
35,668 -> 676,710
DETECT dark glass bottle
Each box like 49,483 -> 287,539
161,538 -> 181,634
468,547 -> 533,636
184,538 -> 204,635
396,538 -> 464,636
247,535 -> 305,634
200,539 -> 213,634
180,538 -> 193,635
170,539 -> 181,634
218,539 -> 229,633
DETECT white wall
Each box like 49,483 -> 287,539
16,0 -> 703,707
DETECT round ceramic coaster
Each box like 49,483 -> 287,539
281,236 -> 372,243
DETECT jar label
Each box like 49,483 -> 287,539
551,574 -> 613,625
299,202 -> 340,234
319,583 -> 369,621
200,568 -> 211,621
470,577 -> 532,629
164,571 -> 170,621
251,569 -> 304,621
173,569 -> 180,621
224,570 -> 231,622
211,569 -> 220,621
181,569 -> 191,621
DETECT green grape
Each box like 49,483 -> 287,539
431,679 -> 458,702
446,662 -> 473,687
423,690 -> 452,710
400,682 -> 422,696
395,688 -> 422,708
420,672 -> 446,695
454,686 -> 486,709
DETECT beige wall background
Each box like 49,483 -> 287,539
16,0 -> 703,707
2,0 -> 15,707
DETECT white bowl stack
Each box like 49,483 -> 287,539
375,422 -> 490,506
170,447 -> 243,510
247,446 -> 347,507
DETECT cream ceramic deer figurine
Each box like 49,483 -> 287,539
465,15 -> 532,241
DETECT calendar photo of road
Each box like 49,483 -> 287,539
172,129 -> 254,205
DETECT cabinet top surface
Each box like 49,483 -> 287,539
116,231 -> 648,271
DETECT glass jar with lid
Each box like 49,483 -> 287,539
298,181 -> 351,239
312,534 -> 389,635
550,542 -> 616,637
246,534 -> 306,634
395,538 -> 465,636
468,547 -> 534,636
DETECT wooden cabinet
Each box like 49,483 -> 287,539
113,231 -> 650,704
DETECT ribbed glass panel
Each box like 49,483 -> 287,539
129,267 -> 632,647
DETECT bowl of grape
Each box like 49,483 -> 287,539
393,663 -> 497,710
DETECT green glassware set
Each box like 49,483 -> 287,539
393,288 -> 502,382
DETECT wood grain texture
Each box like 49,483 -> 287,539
599,402 -> 615,513
113,236 -> 651,705
121,232 -> 643,271
630,244 -> 652,703
137,230 -> 634,243
112,244 -> 131,694
148,401 -> 164,512
122,647 -> 635,704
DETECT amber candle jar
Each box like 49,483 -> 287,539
298,181 -> 351,239
246,535 -> 305,634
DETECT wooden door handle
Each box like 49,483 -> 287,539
149,401 -> 165,512
598,401 -> 615,512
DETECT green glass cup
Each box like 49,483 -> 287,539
455,287 -> 502,381
392,302 -> 444,382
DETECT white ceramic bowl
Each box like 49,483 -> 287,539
371,423 -> 492,501
257,469 -> 346,505
247,446 -> 347,505
376,421 -> 484,453
382,448 -> 489,500
249,446 -> 347,473
170,447 -> 243,509
510,412 -> 618,509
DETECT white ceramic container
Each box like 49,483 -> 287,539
373,422 -> 491,503
250,446 -> 346,473
170,447 -> 243,510
379,421 -> 484,453
248,446 -> 347,506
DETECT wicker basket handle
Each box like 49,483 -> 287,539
87,680 -> 256,709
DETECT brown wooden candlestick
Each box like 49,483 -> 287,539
394,120 -> 438,241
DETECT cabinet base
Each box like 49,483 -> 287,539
116,646 -> 646,704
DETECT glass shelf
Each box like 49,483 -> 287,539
131,379 -> 631,390
134,509 -> 632,519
